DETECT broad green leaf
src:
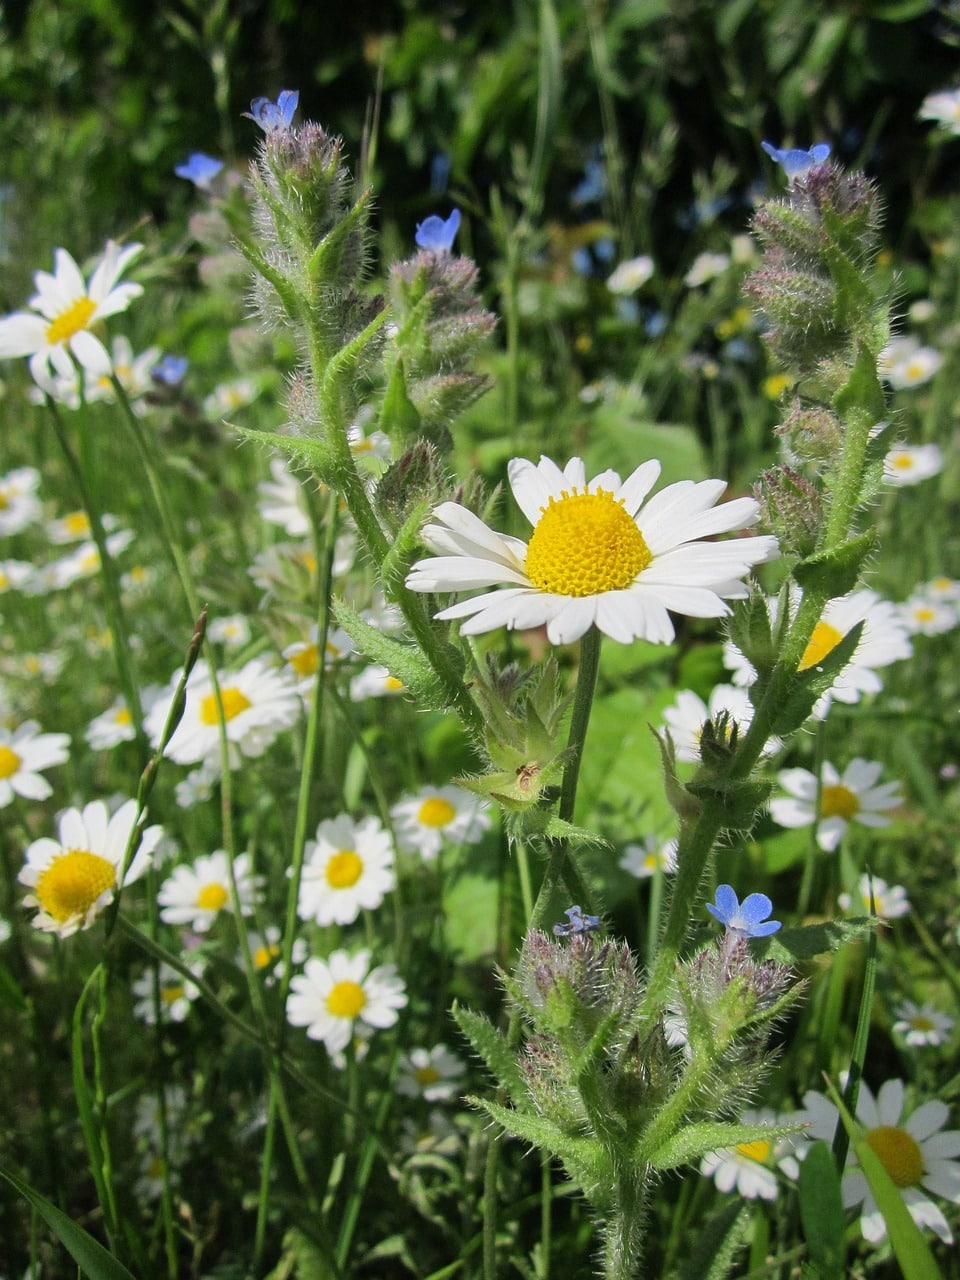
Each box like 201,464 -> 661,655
451,1005 -> 527,1097
757,916 -> 876,963
798,1141 -> 846,1279
0,1165 -> 136,1280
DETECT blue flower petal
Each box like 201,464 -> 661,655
245,90 -> 299,134
415,208 -> 461,253
761,140 -> 831,181
174,152 -> 224,188
739,892 -> 774,923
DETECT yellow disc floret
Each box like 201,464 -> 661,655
199,686 -> 252,726
46,297 -> 98,346
326,979 -> 367,1019
525,488 -> 651,597
819,784 -> 860,821
798,620 -> 844,671
418,797 -> 456,828
865,1125 -> 924,1188
288,645 -> 319,678
415,1065 -> 442,1087
325,849 -> 364,889
35,850 -> 116,924
196,882 -> 229,912
736,1139 -> 772,1164
0,745 -> 21,780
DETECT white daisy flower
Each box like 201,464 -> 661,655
147,657 -> 301,767
606,255 -> 655,295
28,529 -> 135,593
406,455 -> 778,647
296,814 -> 396,926
618,836 -> 678,879
801,1079 -> 960,1243
203,377 -> 259,417
883,444 -> 943,486
838,873 -> 910,920
19,799 -> 163,937
207,613 -> 252,650
883,349 -> 943,391
0,720 -> 70,806
133,1084 -> 190,1145
684,252 -> 730,288
924,576 -> 960,604
396,1044 -> 466,1102
662,683 -> 779,763
101,335 -> 162,406
892,1001 -> 954,1049
700,1107 -> 800,1201
46,509 -> 98,544
0,241 -> 143,387
390,784 -> 492,861
132,960 -> 202,1024
258,457 -> 311,536
349,664 -> 406,700
897,593 -> 957,636
770,758 -> 901,852
919,88 -> 960,134
0,466 -> 42,535
724,588 -> 912,718
157,850 -> 263,932
286,948 -> 408,1054
85,697 -> 137,751
283,624 -> 355,690
174,760 -> 221,809
398,1109 -> 461,1156
0,560 -> 33,593
244,925 -> 307,985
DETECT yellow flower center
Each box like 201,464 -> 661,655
525,488 -> 651,597
736,1138 -> 771,1163
415,1065 -> 442,1087
196,882 -> 229,912
63,511 -> 90,537
160,982 -> 185,1005
914,607 -> 934,623
0,493 -> 8,510
0,745 -> 22,779
145,1155 -> 166,1180
0,572 -> 8,590
326,979 -> 367,1019
819,783 -> 860,821
902,363 -> 927,385
199,686 -> 252,726
253,943 -> 280,970
296,551 -> 318,575
289,644 -> 318,678
384,675 -> 404,691
35,850 -> 116,923
325,849 -> 364,889
909,1015 -> 935,1032
46,296 -> 98,346
865,1125 -> 924,1188
418,797 -> 456,828
798,620 -> 844,671
113,707 -> 132,726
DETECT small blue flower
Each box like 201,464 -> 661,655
415,208 -> 461,253
553,905 -> 602,938
244,90 -> 299,134
761,140 -> 831,182
174,152 -> 223,188
707,885 -> 781,937
151,355 -> 189,387
570,157 -> 606,208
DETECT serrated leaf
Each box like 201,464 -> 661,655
798,1141 -> 846,1279
673,1200 -> 748,1280
451,1006 -> 527,1097
0,1164 -> 136,1280
646,1119 -> 804,1172
757,916 -> 876,963
833,343 -> 886,421
473,1096 -> 603,1189
378,356 -> 422,443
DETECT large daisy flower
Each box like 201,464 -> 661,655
406,456 -> 779,646
0,241 -> 143,387
801,1079 -> 960,1243
296,814 -> 396,926
19,799 -> 163,937
0,720 -> 71,807
286,949 -> 408,1055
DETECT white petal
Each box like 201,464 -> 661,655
70,330 -> 112,375
544,596 -> 597,645
906,1100 -> 950,1142
616,460 -> 661,514
875,1080 -> 905,1126
407,555 -> 529,590
508,457 -> 559,525
0,312 -> 48,357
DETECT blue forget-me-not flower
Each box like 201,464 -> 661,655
245,90 -> 299,134
415,208 -> 461,253
707,885 -> 781,937
151,355 -> 189,387
174,153 -> 223,189
761,141 -> 831,183
553,905 -> 602,937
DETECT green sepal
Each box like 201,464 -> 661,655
798,1141 -> 846,1280
306,187 -> 373,287
726,589 -> 775,676
793,529 -> 876,597
332,599 -> 446,708
451,1004 -> 528,1098
646,1119 -> 803,1172
756,915 -> 876,963
769,620 -> 864,736
832,341 -> 886,422
652,726 -> 702,821
379,355 -> 422,444
233,425 -> 338,487
317,304 -> 389,421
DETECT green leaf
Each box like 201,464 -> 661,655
757,916 -> 876,963
793,530 -> 877,598
451,1005 -> 527,1097
823,1080 -> 944,1280
378,356 -> 422,444
798,1141 -> 846,1279
234,426 -> 338,485
647,1119 -> 804,1172
770,620 -> 864,736
673,1200 -> 748,1280
332,599 -> 446,707
473,1096 -> 602,1187
0,1165 -> 136,1280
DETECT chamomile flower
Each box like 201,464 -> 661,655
31,530 -> 135,593
207,614 -> 252,650
662,683 -> 779,763
883,444 -> 944,486
0,466 -> 42,535
147,657 -> 300,767
0,560 -> 33,593
286,949 -> 407,1054
283,624 -> 354,690
724,588 -> 912,718
897,593 -> 957,636
396,1044 -> 466,1102
19,799 -> 163,937
244,926 -> 307,985
296,814 -> 396,926
770,758 -> 901,852
892,1001 -> 955,1049
700,1107 -> 800,1200
406,455 -> 777,647
606,255 -> 655,295
350,664 -> 406,700
85,697 -> 137,750
157,851 -> 263,932
801,1079 -> 960,1243
390,785 -> 491,861
46,509 -> 99,544
132,961 -> 202,1024
0,241 -> 143,386
684,253 -> 730,287
838,874 -> 910,920
0,721 -> 70,806
203,377 -> 258,417
618,835 -> 677,879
